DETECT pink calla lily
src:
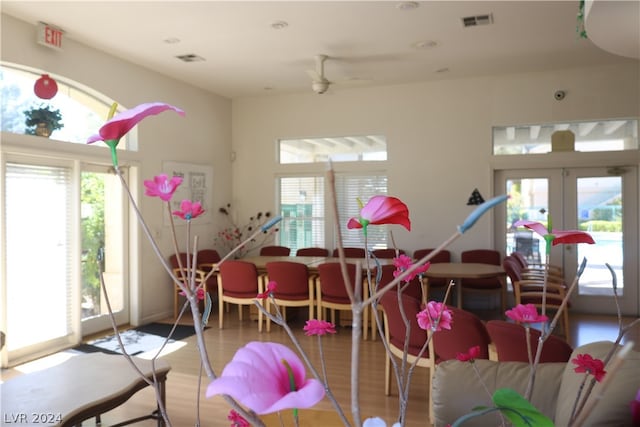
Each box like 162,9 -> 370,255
347,195 -> 411,234
206,341 -> 325,414
513,220 -> 595,246
172,200 -> 204,220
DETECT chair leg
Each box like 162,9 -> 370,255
174,290 -> 179,319
385,353 -> 391,396
218,296 -> 224,329
563,309 -> 570,338
266,300 -> 271,333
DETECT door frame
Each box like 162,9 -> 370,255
493,165 -> 639,316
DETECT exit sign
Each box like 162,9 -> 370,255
37,22 -> 63,50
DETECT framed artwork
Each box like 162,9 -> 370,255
162,161 -> 213,225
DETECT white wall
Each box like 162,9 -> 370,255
1,14 -> 232,323
231,63 -> 640,257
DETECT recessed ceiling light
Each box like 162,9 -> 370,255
396,1 -> 419,10
176,54 -> 205,63
412,40 -> 438,50
271,20 -> 288,30
163,37 -> 181,44
435,67 -> 450,73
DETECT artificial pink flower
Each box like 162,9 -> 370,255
87,102 -> 185,145
347,195 -> 411,233
572,353 -> 606,382
393,254 -> 430,282
144,174 -> 183,202
631,388 -> 640,426
179,287 -> 205,300
227,410 -> 249,427
257,281 -> 277,299
417,301 -> 452,332
303,319 -> 336,336
206,341 -> 325,414
505,303 -> 549,324
172,200 -> 204,220
513,220 -> 595,246
456,345 -> 481,362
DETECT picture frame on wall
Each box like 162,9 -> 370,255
162,161 -> 213,225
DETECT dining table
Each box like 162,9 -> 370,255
422,262 -> 507,311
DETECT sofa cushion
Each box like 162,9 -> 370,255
554,341 -> 640,427
432,359 -> 565,427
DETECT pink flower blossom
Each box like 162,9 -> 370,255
505,303 -> 549,324
417,301 -> 452,332
179,287 -> 205,300
257,281 -> 277,299
87,102 -> 185,145
456,345 -> 481,362
303,319 -> 337,336
227,410 -> 249,427
172,200 -> 204,220
572,353 -> 606,382
513,220 -> 595,246
347,195 -> 411,233
144,174 -> 183,201
206,341 -> 325,414
393,254 -> 430,282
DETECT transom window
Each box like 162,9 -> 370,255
278,135 -> 387,164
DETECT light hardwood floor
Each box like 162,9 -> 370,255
3,310 -> 639,427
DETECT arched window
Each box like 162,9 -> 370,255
0,63 -> 134,149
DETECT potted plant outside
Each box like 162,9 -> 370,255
24,105 -> 63,137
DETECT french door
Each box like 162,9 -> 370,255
494,167 -> 639,316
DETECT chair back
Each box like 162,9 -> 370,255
296,247 -> 329,257
332,247 -> 366,258
432,306 -> 490,362
197,249 -> 221,265
374,264 -> 422,301
486,320 -> 573,363
510,251 -> 529,269
260,245 -> 291,256
218,260 -> 260,297
502,255 -> 524,284
372,248 -> 405,259
265,261 -> 310,299
460,249 -> 502,289
317,262 -> 357,303
169,252 -> 191,269
413,248 -> 451,264
380,292 -> 429,356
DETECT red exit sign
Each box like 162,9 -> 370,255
37,22 -> 64,50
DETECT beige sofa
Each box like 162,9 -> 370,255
432,341 -> 640,427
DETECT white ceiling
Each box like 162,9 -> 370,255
2,1 -> 638,99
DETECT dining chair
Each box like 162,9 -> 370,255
513,279 -> 571,337
217,260 -> 264,331
332,247 -> 366,258
432,306 -> 491,363
295,247 -> 330,257
371,248 -> 406,259
172,266 -> 207,319
486,320 -> 573,363
259,245 -> 291,256
316,262 -> 369,339
413,248 -> 451,295
196,248 -> 221,303
380,291 -> 435,423
264,261 -> 315,332
459,249 -> 504,310
510,251 -> 563,276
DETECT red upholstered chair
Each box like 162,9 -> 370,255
196,248 -> 221,302
510,251 -> 564,277
217,260 -> 264,331
316,262 -> 368,339
486,320 -> 573,363
169,252 -> 207,318
432,306 -> 491,363
332,247 -> 366,258
259,245 -> 291,256
460,249 -> 504,310
371,248 -> 406,259
380,291 -> 435,423
413,249 -> 451,295
295,247 -> 330,256
264,261 -> 314,332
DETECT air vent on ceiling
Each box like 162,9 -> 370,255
462,13 -> 493,27
176,54 -> 205,62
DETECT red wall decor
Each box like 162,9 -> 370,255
34,74 -> 58,99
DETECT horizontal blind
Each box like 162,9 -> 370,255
278,176 -> 325,254
5,162 -> 73,352
334,174 -> 388,250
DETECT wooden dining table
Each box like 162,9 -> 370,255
422,262 -> 507,311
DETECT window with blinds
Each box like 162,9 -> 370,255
277,174 -> 388,253
4,162 -> 75,359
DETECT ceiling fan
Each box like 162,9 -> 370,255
306,54 -> 332,94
